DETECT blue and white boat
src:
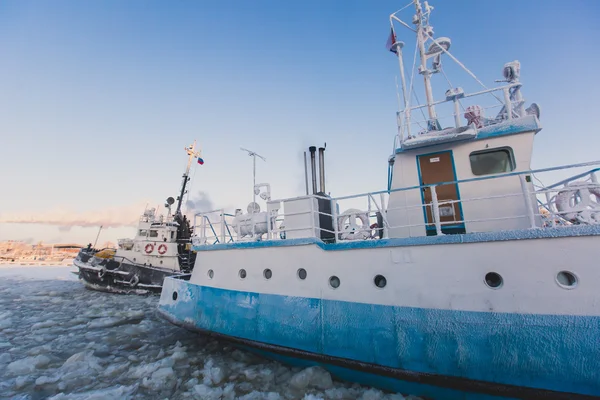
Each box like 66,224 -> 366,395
157,2 -> 600,399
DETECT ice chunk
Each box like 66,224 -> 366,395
27,344 -> 53,356
14,376 -> 31,390
6,355 -> 51,375
0,352 -> 12,364
87,310 -> 144,329
193,383 -> 224,400
0,311 -> 12,330
31,320 -> 57,330
62,350 -> 102,372
35,375 -> 60,386
103,362 -> 130,379
202,358 -> 226,385
48,384 -> 138,399
238,391 -> 282,400
289,366 -> 333,390
141,366 -> 176,391
185,377 -> 199,389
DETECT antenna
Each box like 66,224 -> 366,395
93,225 -> 103,249
240,147 -> 266,207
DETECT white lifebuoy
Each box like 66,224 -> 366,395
338,209 -> 371,240
144,243 -> 154,254
158,244 -> 167,255
555,182 -> 600,224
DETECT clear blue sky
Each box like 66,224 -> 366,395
1,0 -> 599,244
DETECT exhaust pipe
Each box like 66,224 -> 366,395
318,145 -> 326,194
303,151 -> 309,195
309,146 -> 317,194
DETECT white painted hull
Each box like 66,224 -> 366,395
158,226 -> 600,399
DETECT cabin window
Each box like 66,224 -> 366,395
138,229 -> 147,237
469,148 -> 515,176
149,230 -> 158,238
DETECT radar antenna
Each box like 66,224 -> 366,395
240,147 -> 266,206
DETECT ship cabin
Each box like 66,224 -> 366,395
116,208 -> 182,269
386,108 -> 542,239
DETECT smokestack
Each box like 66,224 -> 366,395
303,151 -> 309,195
309,146 -> 317,194
318,145 -> 326,194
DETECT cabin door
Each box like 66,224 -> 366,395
417,151 -> 465,235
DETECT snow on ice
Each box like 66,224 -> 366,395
0,265 -> 419,399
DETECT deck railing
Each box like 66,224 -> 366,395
192,161 -> 600,246
395,82 -> 529,147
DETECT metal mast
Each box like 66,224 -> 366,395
240,147 -> 266,207
176,141 -> 201,216
414,0 -> 437,124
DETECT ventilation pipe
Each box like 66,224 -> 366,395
303,151 -> 309,195
309,146 -> 317,194
318,145 -> 326,194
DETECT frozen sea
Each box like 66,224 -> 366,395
0,265 -> 418,400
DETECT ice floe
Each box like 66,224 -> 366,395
0,265 -> 420,400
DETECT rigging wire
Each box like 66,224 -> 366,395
390,1 -> 414,17
440,67 -> 465,111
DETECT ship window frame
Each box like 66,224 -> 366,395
138,229 -> 148,237
469,147 -> 516,176
149,230 -> 159,238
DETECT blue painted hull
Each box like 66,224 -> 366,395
157,278 -> 600,399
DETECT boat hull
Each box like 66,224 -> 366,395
157,228 -> 600,399
158,277 -> 599,400
74,251 -> 186,294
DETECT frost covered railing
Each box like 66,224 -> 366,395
537,168 -> 600,227
192,209 -> 236,245
393,82 -> 537,148
190,161 -> 600,246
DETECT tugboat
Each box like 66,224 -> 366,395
157,2 -> 600,400
74,141 -> 202,294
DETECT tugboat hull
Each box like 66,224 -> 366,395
74,250 -> 188,294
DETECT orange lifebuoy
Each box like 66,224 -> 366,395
144,243 -> 154,254
158,244 -> 167,255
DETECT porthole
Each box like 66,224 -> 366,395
207,269 -> 214,279
263,269 -> 272,280
239,269 -> 247,279
556,271 -> 577,289
484,272 -> 503,289
160,260 -> 163,265
133,258 -> 136,262
172,291 -> 178,301
297,268 -> 307,280
374,275 -> 387,288
329,276 -> 340,289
